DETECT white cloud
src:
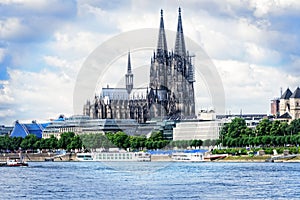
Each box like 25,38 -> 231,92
0,48 -> 5,62
43,56 -> 70,69
214,59 -> 300,114
244,42 -> 282,64
0,17 -> 29,40
49,30 -> 109,59
0,80 -> 14,104
0,68 -> 75,124
248,0 -> 300,17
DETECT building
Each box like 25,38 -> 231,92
276,87 -> 300,121
42,115 -> 160,139
270,98 -> 280,116
217,114 -> 267,129
172,110 -> 221,141
0,125 -> 14,136
10,120 -> 49,138
83,8 -> 196,123
172,120 -> 222,141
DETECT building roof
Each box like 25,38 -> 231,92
10,121 -> 49,138
101,88 -> 129,100
129,87 -> 148,100
280,88 -> 292,99
290,87 -> 300,98
278,112 -> 292,119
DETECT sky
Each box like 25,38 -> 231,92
0,0 -> 300,125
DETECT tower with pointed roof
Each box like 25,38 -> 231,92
289,87 -> 300,120
278,87 -> 300,121
125,51 -> 134,94
148,8 -> 195,119
279,88 -> 292,116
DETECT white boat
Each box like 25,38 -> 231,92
172,152 -> 204,162
6,158 -> 29,167
0,154 -> 28,167
76,151 -> 151,162
93,151 -> 151,162
0,152 -> 28,167
76,153 -> 93,161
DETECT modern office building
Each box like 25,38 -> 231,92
0,125 -> 14,136
42,115 -> 160,139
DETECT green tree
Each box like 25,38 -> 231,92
256,119 -> 272,136
288,119 -> 300,135
10,137 -> 23,151
20,134 -> 39,150
58,132 -> 75,150
149,131 -> 164,141
48,135 -> 58,150
111,131 -> 130,149
67,135 -> 82,151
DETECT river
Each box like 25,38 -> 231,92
1,162 -> 300,199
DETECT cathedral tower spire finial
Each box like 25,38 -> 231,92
157,9 -> 168,58
127,51 -> 132,74
174,7 -> 186,58
125,51 -> 133,94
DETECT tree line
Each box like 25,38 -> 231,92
80,131 -> 207,151
0,132 -> 82,152
0,130 -> 215,152
219,118 -> 300,148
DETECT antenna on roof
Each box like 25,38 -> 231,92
280,87 -> 282,96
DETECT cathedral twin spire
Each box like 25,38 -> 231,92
157,9 -> 168,58
174,7 -> 186,58
157,7 -> 187,59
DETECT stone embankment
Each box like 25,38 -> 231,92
0,153 -> 76,162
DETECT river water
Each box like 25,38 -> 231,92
1,162 -> 300,199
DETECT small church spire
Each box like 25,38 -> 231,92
174,7 -> 186,58
127,51 -> 132,74
125,51 -> 133,94
157,9 -> 168,58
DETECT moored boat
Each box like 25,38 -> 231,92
76,152 -> 93,161
171,152 -> 204,162
5,157 -> 29,167
76,151 -> 151,162
204,153 -> 228,161
0,152 -> 28,167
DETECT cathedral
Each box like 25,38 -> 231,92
83,8 -> 196,123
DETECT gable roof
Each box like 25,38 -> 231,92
278,112 -> 292,119
290,87 -> 300,98
280,88 -> 292,99
10,121 -> 49,138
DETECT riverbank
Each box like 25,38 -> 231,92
0,153 -> 76,162
215,155 -> 300,162
2,153 -> 300,163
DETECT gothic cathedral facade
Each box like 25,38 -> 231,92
83,8 -> 196,122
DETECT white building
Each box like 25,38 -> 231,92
172,120 -> 222,141
172,110 -> 222,141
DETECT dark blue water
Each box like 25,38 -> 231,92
1,162 -> 300,199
